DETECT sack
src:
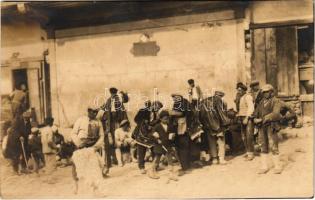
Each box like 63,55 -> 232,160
72,148 -> 104,187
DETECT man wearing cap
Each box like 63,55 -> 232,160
71,105 -> 105,150
170,93 -> 192,174
249,80 -> 263,108
148,110 -> 178,181
114,119 -> 135,167
133,100 -> 151,174
253,84 -> 282,174
187,79 -> 203,109
199,89 -> 230,165
236,82 -> 255,161
20,111 -> 32,170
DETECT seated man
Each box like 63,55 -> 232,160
51,125 -> 73,167
114,119 -> 135,167
70,104 -> 106,182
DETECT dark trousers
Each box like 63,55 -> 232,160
32,152 -> 45,172
191,99 -> 198,110
175,134 -> 191,170
104,133 -> 112,168
137,144 -> 147,169
240,117 -> 254,153
259,125 -> 279,155
20,142 -> 30,169
153,151 -> 174,168
11,157 -> 20,173
200,132 -> 209,152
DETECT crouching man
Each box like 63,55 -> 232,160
114,119 -> 135,167
148,110 -> 178,182
70,104 -> 106,195
253,84 -> 282,174
71,105 -> 104,150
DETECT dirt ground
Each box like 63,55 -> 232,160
0,125 -> 313,199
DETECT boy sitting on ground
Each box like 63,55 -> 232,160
51,125 -> 70,167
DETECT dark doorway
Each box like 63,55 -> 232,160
12,69 -> 30,109
12,69 -> 28,90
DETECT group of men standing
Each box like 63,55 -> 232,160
234,81 -> 296,174
4,78 -> 296,181
3,83 -> 72,175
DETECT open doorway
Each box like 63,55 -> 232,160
11,68 -> 30,109
12,68 -> 28,90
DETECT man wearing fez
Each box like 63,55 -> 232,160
236,82 -> 255,161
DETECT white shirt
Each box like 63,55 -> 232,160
71,116 -> 104,148
40,126 -> 54,154
238,93 -> 255,117
192,87 -> 199,100
114,127 -> 131,142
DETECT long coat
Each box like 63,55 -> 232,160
134,108 -> 150,126
199,96 -> 230,135
132,108 -> 155,147
253,96 -> 283,133
101,95 -> 128,133
253,97 -> 282,122
4,117 -> 25,160
150,123 -> 176,154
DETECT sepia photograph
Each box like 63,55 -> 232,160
0,0 -> 314,198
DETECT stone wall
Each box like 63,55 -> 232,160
53,20 -> 246,126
